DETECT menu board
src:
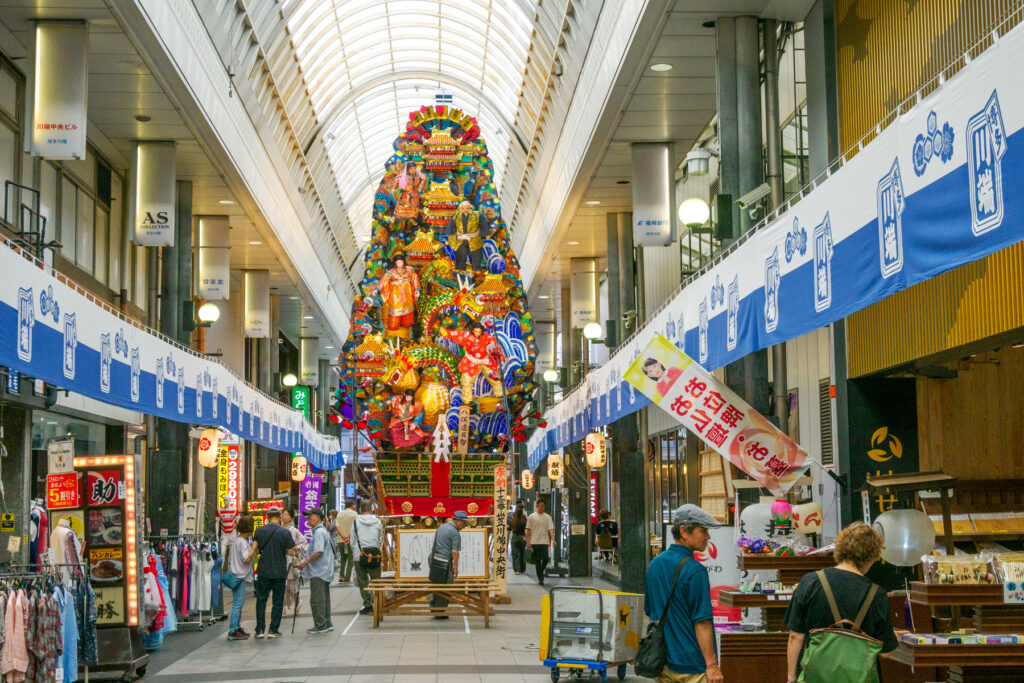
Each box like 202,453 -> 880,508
395,528 -> 489,579
89,547 -> 124,583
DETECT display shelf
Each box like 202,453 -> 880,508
718,632 -> 789,683
888,642 -> 1024,667
908,582 -> 1005,606
736,553 -> 833,584
718,592 -> 790,631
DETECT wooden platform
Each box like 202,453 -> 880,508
367,577 -> 499,628
736,554 -> 834,584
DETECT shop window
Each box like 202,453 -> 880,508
94,204 -> 108,285
0,124 -> 16,206
819,378 -> 834,466
134,243 -> 147,311
30,411 -> 106,499
75,192 -> 94,273
60,176 -> 77,262
0,68 -> 16,120
107,202 -> 120,292
39,162 -> 57,243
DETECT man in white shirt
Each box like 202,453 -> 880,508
526,499 -> 555,586
336,501 -> 358,584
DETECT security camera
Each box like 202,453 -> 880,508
735,183 -> 771,211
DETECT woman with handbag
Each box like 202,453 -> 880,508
222,515 -> 256,641
281,508 -> 309,617
350,501 -> 384,616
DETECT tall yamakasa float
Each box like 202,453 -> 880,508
336,106 -> 539,519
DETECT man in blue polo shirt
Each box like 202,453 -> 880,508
645,504 -> 723,683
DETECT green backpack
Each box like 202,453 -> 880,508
798,570 -> 884,683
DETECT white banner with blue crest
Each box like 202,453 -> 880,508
0,239 -> 343,469
529,21 -> 1024,469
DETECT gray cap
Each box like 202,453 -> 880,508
672,504 -> 723,529
452,510 -> 470,521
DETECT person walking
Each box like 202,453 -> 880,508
280,508 -> 309,617
224,514 -> 256,640
784,521 -> 898,683
645,504 -> 724,683
429,511 -> 469,619
351,501 -> 384,615
252,506 -> 297,638
296,509 -> 334,634
327,509 -> 341,565
509,501 -> 528,575
526,499 -> 555,585
337,501 -> 358,584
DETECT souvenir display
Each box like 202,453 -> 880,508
922,553 -> 999,584
337,106 -> 538,518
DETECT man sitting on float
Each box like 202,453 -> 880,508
446,200 -> 491,271
439,322 -> 504,403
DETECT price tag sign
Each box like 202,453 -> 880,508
1004,562 -> 1024,604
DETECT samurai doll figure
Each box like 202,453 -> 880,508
440,322 -> 504,402
446,201 -> 491,271
375,254 -> 420,338
386,389 -> 431,448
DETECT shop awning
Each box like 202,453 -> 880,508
529,19 -> 1024,469
0,238 -> 343,470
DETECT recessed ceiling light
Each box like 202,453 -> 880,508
538,295 -> 550,299
567,241 -> 580,246
218,199 -> 235,205
289,296 -> 299,300
584,200 -> 601,205
324,345 -> 334,349
248,240 -> 262,245
303,315 -> 314,319
134,114 -> 151,123
650,63 -> 673,72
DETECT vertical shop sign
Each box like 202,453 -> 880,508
217,444 -> 241,534
32,22 -> 88,159
132,141 -> 176,246
590,471 -> 600,524
457,405 -> 470,454
87,470 -> 123,507
292,385 -> 310,420
625,334 -> 808,495
297,474 -> 323,542
847,378 -> 919,522
492,465 -> 509,594
47,438 -> 74,474
243,270 -> 270,337
197,216 -> 231,300
299,338 -> 319,386
631,143 -> 673,246
570,258 -> 598,328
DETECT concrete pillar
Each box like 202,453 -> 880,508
269,294 -> 281,391
805,0 -> 841,178
735,16 -> 762,235
715,17 -> 740,241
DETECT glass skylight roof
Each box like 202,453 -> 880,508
281,0 -> 547,248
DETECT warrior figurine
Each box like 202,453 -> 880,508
386,390 -> 430,448
440,322 -> 504,403
376,254 -> 420,338
446,200 -> 491,271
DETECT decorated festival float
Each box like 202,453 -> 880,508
334,106 -> 538,529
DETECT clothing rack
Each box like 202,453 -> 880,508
143,535 -> 219,631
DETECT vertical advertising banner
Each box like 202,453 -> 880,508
590,471 -> 599,524
32,22 -> 88,159
299,337 -> 319,386
132,141 -> 177,246
626,334 -> 808,495
493,465 -> 509,594
243,270 -> 270,337
197,216 -> 231,300
297,474 -> 323,542
217,443 -> 241,534
631,143 -> 673,246
570,258 -> 598,328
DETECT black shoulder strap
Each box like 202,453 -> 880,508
352,522 -> 361,551
659,555 -> 692,623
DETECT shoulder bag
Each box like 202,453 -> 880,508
798,570 -> 883,683
353,522 -> 382,569
634,554 -> 691,679
220,538 -> 242,590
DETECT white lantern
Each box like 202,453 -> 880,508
678,197 -> 711,228
291,456 -> 308,482
792,502 -> 824,534
197,428 -> 220,468
521,469 -> 534,490
585,432 -> 607,468
547,453 -> 563,481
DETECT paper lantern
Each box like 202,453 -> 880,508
547,453 -> 563,481
197,428 -> 220,468
771,499 -> 792,530
874,509 -> 935,567
585,432 -> 607,468
291,456 -> 308,482
792,502 -> 823,534
521,469 -> 534,490
739,503 -> 772,538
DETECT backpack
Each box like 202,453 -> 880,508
634,555 -> 690,679
798,570 -> 883,683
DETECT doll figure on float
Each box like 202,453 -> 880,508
376,254 -> 420,339
447,201 -> 491,271
386,389 -> 431,448
394,161 -> 426,223
440,321 -> 504,403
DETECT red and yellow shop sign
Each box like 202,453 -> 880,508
46,473 -> 80,510
86,469 -> 123,507
217,445 -> 241,533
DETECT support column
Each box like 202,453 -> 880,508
151,180 -> 192,535
805,0 -> 841,179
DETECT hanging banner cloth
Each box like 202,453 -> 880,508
530,19 -> 1024,468
0,237 -> 343,469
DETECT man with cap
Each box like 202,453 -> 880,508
429,510 -> 470,618
296,508 -> 334,634
644,504 -> 724,683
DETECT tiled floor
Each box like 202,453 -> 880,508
142,570 -> 630,682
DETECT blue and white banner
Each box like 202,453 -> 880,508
0,240 -> 343,470
530,21 -> 1024,469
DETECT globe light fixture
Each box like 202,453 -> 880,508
197,302 -> 221,324
543,369 -> 559,383
583,322 -> 603,340
282,373 -> 298,387
678,197 -> 711,228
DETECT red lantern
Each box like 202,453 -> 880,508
538,421 -> 548,428
328,414 -> 341,425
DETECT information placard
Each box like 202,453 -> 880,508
395,527 -> 489,579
